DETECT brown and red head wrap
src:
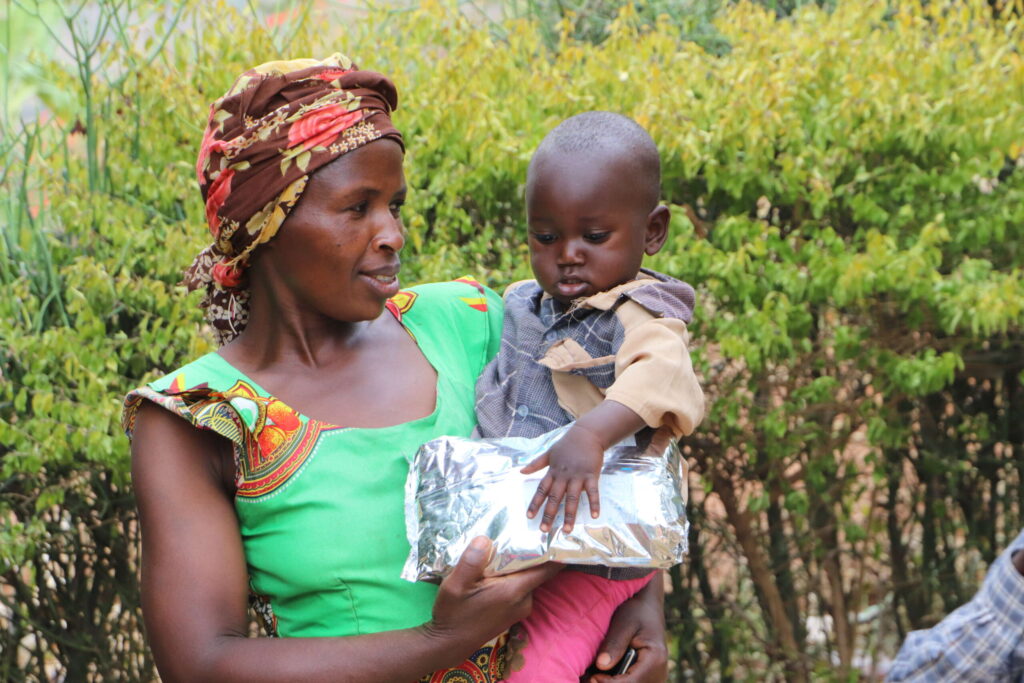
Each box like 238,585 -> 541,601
185,53 -> 403,344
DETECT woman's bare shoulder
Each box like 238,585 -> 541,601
131,399 -> 236,499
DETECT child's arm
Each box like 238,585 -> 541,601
523,293 -> 704,534
521,399 -> 645,533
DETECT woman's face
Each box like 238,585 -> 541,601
254,139 -> 407,323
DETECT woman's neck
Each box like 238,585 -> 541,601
220,281 -> 374,374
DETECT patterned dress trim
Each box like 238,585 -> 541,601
386,289 -> 419,323
123,279 -> 491,500
249,590 -> 279,637
249,592 -> 508,680
418,632 -> 508,683
123,377 -> 333,500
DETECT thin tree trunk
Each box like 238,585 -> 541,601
710,466 -> 806,680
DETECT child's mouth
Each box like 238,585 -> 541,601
555,278 -> 589,299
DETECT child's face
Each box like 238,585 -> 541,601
526,150 -> 666,304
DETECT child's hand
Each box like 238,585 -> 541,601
521,424 -> 604,533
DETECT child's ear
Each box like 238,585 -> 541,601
644,205 -> 670,256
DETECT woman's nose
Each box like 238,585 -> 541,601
373,212 -> 405,252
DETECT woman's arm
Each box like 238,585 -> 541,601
132,402 -> 558,683
587,572 -> 669,683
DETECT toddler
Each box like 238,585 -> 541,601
474,111 -> 705,680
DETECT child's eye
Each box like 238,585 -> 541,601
348,201 -> 369,215
389,201 -> 404,218
531,233 -> 556,244
584,232 -> 609,243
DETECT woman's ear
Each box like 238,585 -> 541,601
644,205 -> 670,256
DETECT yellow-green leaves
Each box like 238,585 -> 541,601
2,0 -> 1023,678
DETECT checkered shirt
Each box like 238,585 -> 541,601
473,269 -> 695,581
475,268 -> 696,440
888,528 -> 1024,682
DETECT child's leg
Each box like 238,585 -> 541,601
502,571 -> 654,682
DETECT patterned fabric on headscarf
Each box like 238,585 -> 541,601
184,53 -> 403,344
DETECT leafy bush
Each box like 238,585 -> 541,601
1,0 -> 1022,679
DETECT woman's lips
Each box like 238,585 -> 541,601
359,270 -> 401,298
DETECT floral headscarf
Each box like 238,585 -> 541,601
184,53 -> 403,344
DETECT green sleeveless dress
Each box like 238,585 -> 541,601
123,279 -> 506,681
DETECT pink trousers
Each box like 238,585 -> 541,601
502,570 -> 654,682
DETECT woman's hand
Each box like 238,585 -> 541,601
586,573 -> 669,683
425,537 -> 563,665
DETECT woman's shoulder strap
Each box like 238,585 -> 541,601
123,353 -> 327,500
386,276 -> 501,324
388,276 -> 504,371
122,352 -> 248,443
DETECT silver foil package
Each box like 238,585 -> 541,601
402,425 -> 689,582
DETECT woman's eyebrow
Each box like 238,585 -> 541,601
330,186 -> 385,201
336,185 -> 408,199
344,186 -> 381,197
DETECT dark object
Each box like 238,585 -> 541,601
582,647 -> 637,679
614,648 -> 638,675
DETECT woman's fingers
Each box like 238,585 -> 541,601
445,536 -> 493,590
502,561 -> 565,595
587,643 -> 667,683
592,599 -> 636,673
484,562 -> 564,627
439,532 -> 563,629
498,561 -> 565,623
590,575 -> 667,682
432,537 -> 526,647
593,637 -> 628,673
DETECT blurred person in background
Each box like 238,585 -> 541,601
888,529 -> 1024,682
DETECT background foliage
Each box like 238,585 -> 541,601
2,0 -> 1022,679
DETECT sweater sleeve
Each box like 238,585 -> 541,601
602,302 -> 705,439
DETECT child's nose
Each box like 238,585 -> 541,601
557,239 -> 584,265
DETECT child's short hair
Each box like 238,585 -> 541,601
528,111 -> 661,210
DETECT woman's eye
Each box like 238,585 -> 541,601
389,201 -> 404,218
348,201 -> 368,215
532,233 -> 556,244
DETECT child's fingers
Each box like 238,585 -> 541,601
585,476 -> 601,519
540,479 -> 567,533
561,480 -> 585,533
526,475 -> 553,519
520,452 -> 549,475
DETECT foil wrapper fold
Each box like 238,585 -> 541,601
402,425 -> 688,582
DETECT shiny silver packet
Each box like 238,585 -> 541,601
402,425 -> 689,582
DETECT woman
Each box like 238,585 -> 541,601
124,55 -> 668,682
